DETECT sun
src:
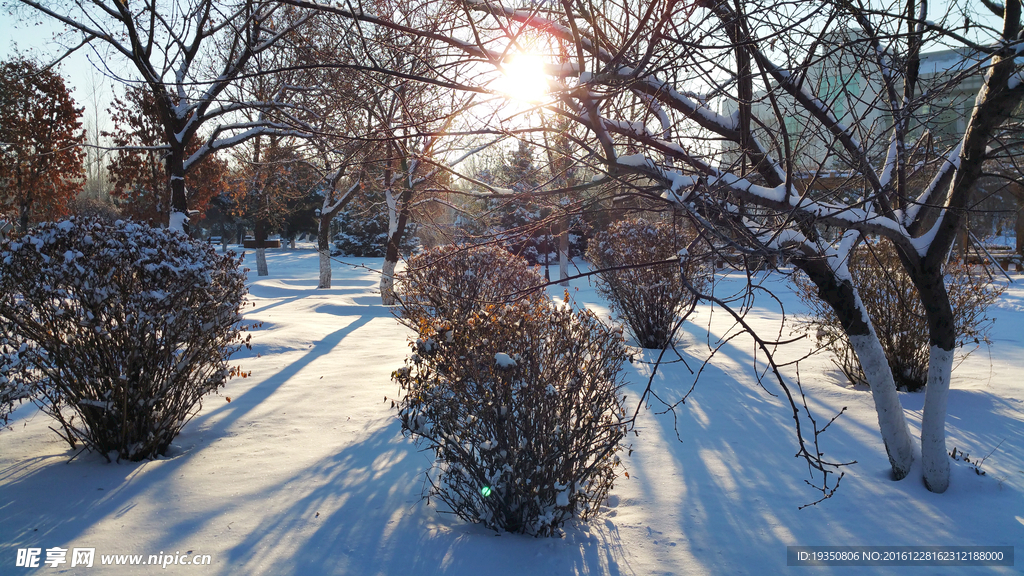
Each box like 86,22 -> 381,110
496,53 -> 549,102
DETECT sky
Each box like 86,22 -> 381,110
1,15 -> 116,135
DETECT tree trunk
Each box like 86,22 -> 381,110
316,178 -> 359,289
381,188 -> 411,305
913,270 -> 957,493
318,213 -> 333,289
1016,196 -> 1023,256
380,259 -> 398,305
922,346 -> 953,492
255,219 -> 269,277
955,223 -> 969,262
792,251 -> 914,480
18,193 -> 31,233
558,212 -> 569,286
847,333 -> 914,480
167,150 -> 189,233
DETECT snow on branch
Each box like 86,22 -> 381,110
597,122 -> 907,239
904,141 -> 962,228
323,180 -> 361,215
184,123 -> 310,170
910,209 -> 946,257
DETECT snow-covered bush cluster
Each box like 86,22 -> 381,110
392,245 -> 629,536
794,242 -> 1003,391
396,243 -> 545,325
586,217 -> 710,349
0,218 -> 250,460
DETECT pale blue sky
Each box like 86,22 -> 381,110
2,16 -> 116,135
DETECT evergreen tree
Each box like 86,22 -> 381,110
333,189 -> 418,257
488,140 -> 547,263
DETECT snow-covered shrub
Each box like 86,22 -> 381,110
395,243 -> 545,326
0,335 -> 31,429
71,196 -> 122,222
794,242 -> 1003,391
586,217 -> 710,349
392,296 -> 629,536
0,218 -> 250,460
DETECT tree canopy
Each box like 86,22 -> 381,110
0,57 -> 85,232
105,86 -> 228,226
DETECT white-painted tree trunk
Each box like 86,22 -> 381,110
921,345 -> 953,493
380,259 -> 398,305
256,248 -> 269,276
380,187 -> 402,305
848,333 -> 915,480
318,249 -> 332,289
169,211 -> 189,234
559,221 -> 569,286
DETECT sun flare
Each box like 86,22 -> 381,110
497,53 -> 549,102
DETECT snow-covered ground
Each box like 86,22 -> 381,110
2,244 -> 1021,575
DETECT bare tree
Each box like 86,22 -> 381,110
287,17 -> 377,289
80,67 -> 112,204
12,0 -> 315,231
223,7 -> 330,275
352,13 -> 477,305
273,0 -> 480,297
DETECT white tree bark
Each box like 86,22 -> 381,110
380,188 -> 401,305
921,345 -> 953,493
848,333 -> 915,480
318,248 -> 332,289
558,215 -> 569,286
256,247 -> 269,277
169,211 -> 189,234
380,259 -> 397,305
317,179 -> 360,289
